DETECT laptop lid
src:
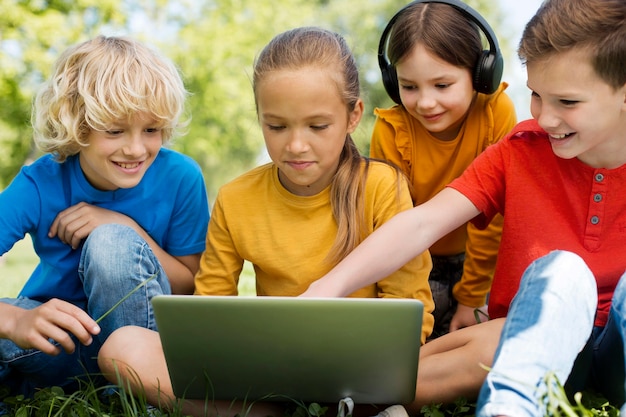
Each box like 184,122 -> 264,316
152,295 -> 422,404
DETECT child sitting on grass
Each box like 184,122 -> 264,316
0,35 -> 209,396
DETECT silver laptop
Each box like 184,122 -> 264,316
152,295 -> 423,404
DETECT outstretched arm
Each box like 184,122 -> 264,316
301,187 -> 480,297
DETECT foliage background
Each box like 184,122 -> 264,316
0,0 -> 506,201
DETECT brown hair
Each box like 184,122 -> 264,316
387,2 -> 482,72
519,0 -> 626,89
252,27 -> 372,264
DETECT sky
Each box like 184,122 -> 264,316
497,0 -> 544,120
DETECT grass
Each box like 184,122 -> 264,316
0,242 -> 621,416
0,236 -> 37,297
0,380 -> 619,417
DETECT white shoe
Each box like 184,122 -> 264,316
373,405 -> 409,417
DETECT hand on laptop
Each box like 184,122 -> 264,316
299,277 -> 348,298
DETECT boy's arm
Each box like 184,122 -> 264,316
0,299 -> 100,355
302,187 -> 480,297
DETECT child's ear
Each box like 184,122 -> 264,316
347,99 -> 364,134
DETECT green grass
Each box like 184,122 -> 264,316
0,381 -> 619,417
0,236 -> 37,297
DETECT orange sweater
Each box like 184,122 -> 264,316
370,83 -> 517,307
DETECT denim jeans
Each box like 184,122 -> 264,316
477,250 -> 626,417
0,224 -> 171,396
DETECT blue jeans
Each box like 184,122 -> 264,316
477,250 -> 626,417
0,224 -> 171,396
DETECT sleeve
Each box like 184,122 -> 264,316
165,158 -> 210,256
368,167 -> 435,343
452,89 -> 515,307
193,191 -> 242,296
0,169 -> 40,255
370,112 -> 406,170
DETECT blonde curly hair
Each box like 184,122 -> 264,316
32,35 -> 189,161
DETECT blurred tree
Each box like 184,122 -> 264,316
167,0 -> 317,201
168,0 -> 412,200
170,0 -> 505,182
0,0 -> 506,202
0,0 -> 127,188
312,0 -> 408,157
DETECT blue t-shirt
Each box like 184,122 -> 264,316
0,148 -> 209,302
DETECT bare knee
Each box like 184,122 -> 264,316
98,325 -> 158,379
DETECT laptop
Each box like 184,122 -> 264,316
152,295 -> 423,404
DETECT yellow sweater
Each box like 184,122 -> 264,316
195,161 -> 434,342
370,83 -> 517,308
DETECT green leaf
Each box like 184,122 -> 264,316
307,402 -> 328,417
421,404 -> 446,417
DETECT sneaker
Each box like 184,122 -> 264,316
373,405 -> 409,417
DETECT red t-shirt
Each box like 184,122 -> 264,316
449,119 -> 626,327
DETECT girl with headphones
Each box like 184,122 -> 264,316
372,0 -> 517,339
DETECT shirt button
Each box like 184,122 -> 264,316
595,173 -> 604,182
594,193 -> 602,202
590,216 -> 600,224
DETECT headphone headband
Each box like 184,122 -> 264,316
378,0 -> 503,104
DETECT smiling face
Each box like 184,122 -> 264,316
79,112 -> 163,190
528,47 -> 626,169
395,44 -> 475,141
256,67 -> 363,196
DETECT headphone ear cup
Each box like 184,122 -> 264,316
381,64 -> 402,105
473,50 -> 503,94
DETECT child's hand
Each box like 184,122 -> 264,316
5,299 -> 100,355
299,278 -> 345,298
49,202 -> 132,249
449,303 -> 488,332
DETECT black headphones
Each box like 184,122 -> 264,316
378,0 -> 503,104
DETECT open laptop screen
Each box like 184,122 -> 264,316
152,295 -> 423,404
